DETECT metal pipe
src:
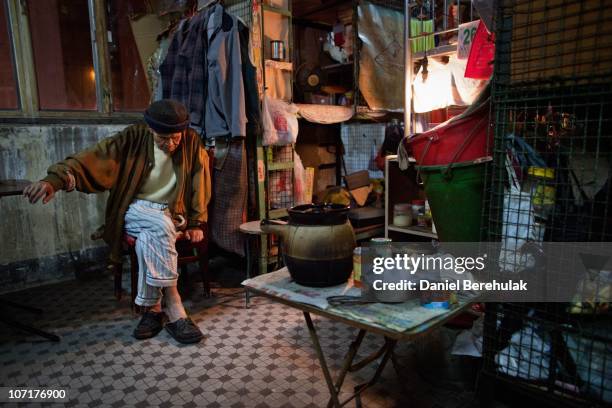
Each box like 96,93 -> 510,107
444,0 -> 448,30
404,0 -> 412,137
409,26 -> 459,39
88,0 -> 103,113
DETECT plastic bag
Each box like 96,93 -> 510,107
499,154 -> 536,273
564,329 -> 612,402
496,323 -> 551,380
452,315 -> 484,357
262,93 -> 299,146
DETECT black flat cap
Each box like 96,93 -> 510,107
144,99 -> 189,134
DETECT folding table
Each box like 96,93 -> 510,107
243,268 -> 473,407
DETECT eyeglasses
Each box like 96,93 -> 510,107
153,133 -> 182,147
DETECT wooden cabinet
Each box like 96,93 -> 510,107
384,155 -> 438,241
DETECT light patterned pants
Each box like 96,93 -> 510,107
124,200 -> 178,307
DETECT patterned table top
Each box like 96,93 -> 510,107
243,268 -> 473,340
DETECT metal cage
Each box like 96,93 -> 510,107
481,0 -> 612,406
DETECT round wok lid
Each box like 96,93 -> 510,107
288,203 -> 349,225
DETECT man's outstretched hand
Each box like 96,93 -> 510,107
23,181 -> 55,204
184,228 -> 204,243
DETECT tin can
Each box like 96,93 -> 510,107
271,40 -> 285,61
352,247 -> 362,287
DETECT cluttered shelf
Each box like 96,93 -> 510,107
264,59 -> 293,71
384,155 -> 438,241
295,104 -> 405,124
387,224 -> 437,239
352,106 -> 403,121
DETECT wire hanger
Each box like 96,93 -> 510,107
417,6 -> 428,20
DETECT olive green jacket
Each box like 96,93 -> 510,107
43,124 -> 211,263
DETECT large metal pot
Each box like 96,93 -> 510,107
261,204 -> 356,287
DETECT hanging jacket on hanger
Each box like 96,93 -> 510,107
205,5 -> 247,140
238,19 -> 261,138
160,13 -> 205,127
160,4 -> 247,140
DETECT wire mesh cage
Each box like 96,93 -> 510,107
270,145 -> 293,163
224,0 -> 252,27
268,169 -> 294,209
340,123 -> 387,179
483,303 -> 612,405
481,0 -> 612,406
267,145 -> 294,210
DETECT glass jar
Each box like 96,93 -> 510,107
393,203 -> 412,227
370,237 -> 393,260
411,200 -> 425,224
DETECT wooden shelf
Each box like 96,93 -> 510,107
387,225 -> 437,239
263,4 -> 291,17
387,155 -> 416,164
412,44 -> 456,59
265,59 -> 293,71
352,106 -> 404,120
268,161 -> 294,171
385,155 -> 431,240
321,62 -> 353,71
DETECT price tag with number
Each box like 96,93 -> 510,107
457,20 -> 480,60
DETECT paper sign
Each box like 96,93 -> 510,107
257,160 -> 265,182
465,22 -> 495,79
457,20 -> 480,60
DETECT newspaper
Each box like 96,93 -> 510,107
242,268 -> 359,309
331,301 -> 450,333
243,268 -> 462,333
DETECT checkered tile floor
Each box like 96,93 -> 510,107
0,263 -> 485,408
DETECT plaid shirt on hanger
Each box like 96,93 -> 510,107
160,11 -> 209,130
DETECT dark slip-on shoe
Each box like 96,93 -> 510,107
165,317 -> 204,344
133,311 -> 166,340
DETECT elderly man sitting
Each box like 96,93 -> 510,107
24,99 -> 211,344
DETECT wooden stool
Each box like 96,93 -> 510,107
113,229 -> 211,308
239,221 -> 264,308
239,220 -> 285,308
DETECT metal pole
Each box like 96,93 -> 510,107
88,0 -> 103,113
404,0 -> 412,137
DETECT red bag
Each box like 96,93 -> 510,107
465,22 -> 495,80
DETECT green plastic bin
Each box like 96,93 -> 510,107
419,160 -> 487,242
